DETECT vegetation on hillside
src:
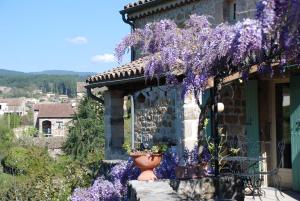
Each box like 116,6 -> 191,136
0,69 -> 87,98
0,97 -> 106,200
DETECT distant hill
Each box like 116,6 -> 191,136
0,69 -> 26,76
0,68 -> 92,98
31,70 -> 95,77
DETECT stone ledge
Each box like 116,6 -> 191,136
127,177 -> 244,201
170,176 -> 244,201
128,180 -> 181,201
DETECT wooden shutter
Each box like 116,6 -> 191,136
290,75 -> 300,191
245,80 -> 260,158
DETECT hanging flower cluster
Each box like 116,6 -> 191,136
115,0 -> 300,97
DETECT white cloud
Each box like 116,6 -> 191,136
91,54 -> 115,63
66,36 -> 88,45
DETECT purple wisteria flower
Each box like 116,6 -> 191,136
71,177 -> 120,201
71,151 -> 178,201
154,148 -> 179,179
115,0 -> 300,98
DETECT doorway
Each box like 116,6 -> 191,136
269,80 -> 292,189
275,83 -> 292,169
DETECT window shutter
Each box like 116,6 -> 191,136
245,80 -> 260,158
290,75 -> 300,191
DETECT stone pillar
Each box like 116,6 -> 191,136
182,94 -> 201,151
104,90 -> 125,160
175,90 -> 201,162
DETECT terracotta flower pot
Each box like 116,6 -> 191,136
130,153 -> 162,181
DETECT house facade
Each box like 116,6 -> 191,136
33,103 -> 74,137
0,98 -> 26,116
86,0 -> 300,191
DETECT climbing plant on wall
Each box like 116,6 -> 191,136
116,0 -> 300,98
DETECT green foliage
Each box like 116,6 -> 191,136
0,152 -> 94,201
122,142 -> 132,154
1,146 -> 52,175
22,126 -> 38,137
151,144 -> 168,154
0,124 -> 13,144
0,97 -> 104,200
0,165 -> 91,201
0,70 -> 85,98
63,97 -> 105,160
3,114 -> 21,129
0,97 -> 105,200
21,111 -> 34,125
0,117 -> 14,169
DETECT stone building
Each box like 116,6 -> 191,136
0,98 -> 26,116
33,103 -> 74,137
87,0 -> 255,159
86,0 -> 300,191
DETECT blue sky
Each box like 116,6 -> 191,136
0,0 -> 133,73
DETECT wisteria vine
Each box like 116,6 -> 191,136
115,0 -> 300,97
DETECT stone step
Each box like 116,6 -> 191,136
128,180 -> 181,201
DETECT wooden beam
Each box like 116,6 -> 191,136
205,65 -> 259,89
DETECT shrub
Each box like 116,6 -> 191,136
0,155 -> 93,201
1,146 -> 52,175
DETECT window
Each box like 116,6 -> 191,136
223,0 -> 237,23
42,120 -> 52,137
233,3 -> 236,21
57,121 -> 64,129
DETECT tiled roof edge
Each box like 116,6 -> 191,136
86,57 -> 147,84
122,0 -> 199,20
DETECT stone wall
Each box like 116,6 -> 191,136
220,82 -> 246,139
134,85 -> 200,155
132,0 -> 259,29
134,85 -> 181,147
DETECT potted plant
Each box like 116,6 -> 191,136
123,143 -> 168,181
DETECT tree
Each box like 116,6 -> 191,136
63,97 -> 105,161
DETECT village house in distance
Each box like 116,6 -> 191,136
33,103 -> 75,137
0,98 -> 26,116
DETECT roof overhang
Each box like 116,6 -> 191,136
86,56 -> 260,90
86,57 -> 147,88
121,0 -> 200,20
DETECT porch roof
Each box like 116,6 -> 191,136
86,57 -> 147,85
86,56 -> 259,88
121,0 -> 200,20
